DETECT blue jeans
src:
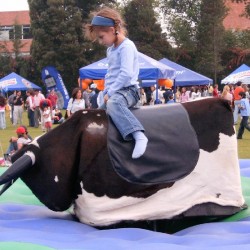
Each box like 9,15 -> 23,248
102,86 -> 145,140
234,100 -> 241,124
6,142 -> 17,154
237,116 -> 250,138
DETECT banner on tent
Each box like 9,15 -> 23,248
225,71 -> 250,84
41,66 -> 70,109
0,78 -> 17,88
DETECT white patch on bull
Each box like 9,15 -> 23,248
80,181 -> 84,189
86,122 -> 104,132
24,151 -> 36,165
30,135 -> 42,148
82,111 -> 88,114
74,133 -> 245,227
54,176 -> 59,182
96,114 -> 101,117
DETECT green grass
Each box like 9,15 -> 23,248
0,110 -> 61,156
0,110 -> 250,159
235,117 -> 250,158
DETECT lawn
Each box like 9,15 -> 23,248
0,110 -> 250,159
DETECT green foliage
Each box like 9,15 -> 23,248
220,29 -> 250,78
28,0 -> 119,91
124,0 -> 173,59
195,0 -> 227,82
0,54 -> 12,78
29,0 -> 87,91
2,0 -> 247,91
160,0 -> 201,69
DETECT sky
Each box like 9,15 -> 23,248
0,0 -> 29,11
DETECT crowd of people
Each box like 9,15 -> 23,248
0,88 -> 64,131
1,80 -> 248,165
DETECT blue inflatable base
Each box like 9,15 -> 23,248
0,160 -> 250,249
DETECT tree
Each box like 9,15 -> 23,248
221,29 -> 250,78
160,0 -> 201,68
28,0 -> 87,91
195,0 -> 227,83
124,0 -> 173,60
75,0 -> 116,63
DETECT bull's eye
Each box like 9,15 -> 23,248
97,114 -> 101,116
82,111 -> 88,114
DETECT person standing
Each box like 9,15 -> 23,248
26,89 -> 35,127
237,92 -> 250,139
180,87 -> 189,103
221,85 -> 233,107
13,91 -> 24,126
212,84 -> 219,97
85,7 -> 148,159
82,86 -> 94,108
208,85 -> 214,96
233,81 -> 245,125
42,106 -> 52,132
8,90 -> 16,124
33,89 -> 45,129
0,95 -> 6,129
47,88 -> 58,109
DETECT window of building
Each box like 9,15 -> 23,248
23,26 -> 32,39
0,25 -> 32,40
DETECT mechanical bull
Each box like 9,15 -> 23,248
0,98 -> 246,231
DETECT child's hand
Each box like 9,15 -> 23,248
104,94 -> 109,103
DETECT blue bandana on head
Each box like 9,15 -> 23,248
91,16 -> 115,27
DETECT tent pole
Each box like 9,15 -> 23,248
173,79 -> 176,102
155,79 -> 161,105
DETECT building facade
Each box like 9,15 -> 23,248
0,2 -> 249,56
0,11 -> 32,56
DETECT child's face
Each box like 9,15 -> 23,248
97,28 -> 115,47
44,107 -> 48,111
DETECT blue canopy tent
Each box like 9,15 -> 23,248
79,52 -> 175,104
79,52 -> 176,80
159,58 -> 213,86
0,72 -> 41,92
221,64 -> 250,85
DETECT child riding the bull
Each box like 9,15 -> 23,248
85,7 -> 148,159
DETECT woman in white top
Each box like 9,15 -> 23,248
66,88 -> 85,118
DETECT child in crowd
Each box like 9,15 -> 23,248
43,106 -> 52,132
85,7 -> 148,159
237,92 -> 250,139
166,94 -> 175,104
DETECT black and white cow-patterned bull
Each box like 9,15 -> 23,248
0,98 -> 246,230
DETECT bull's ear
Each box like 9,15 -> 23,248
0,154 -> 34,187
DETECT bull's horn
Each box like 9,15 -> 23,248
0,179 -> 17,196
0,154 -> 34,186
